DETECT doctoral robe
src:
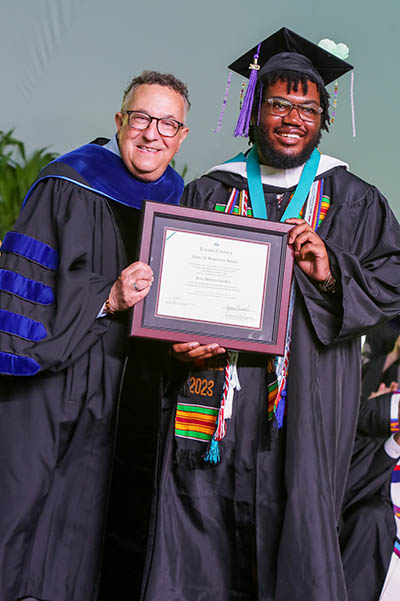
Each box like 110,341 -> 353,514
140,156 -> 400,601
0,141 -> 182,601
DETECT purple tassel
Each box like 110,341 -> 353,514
234,42 -> 261,137
274,388 -> 287,430
213,70 -> 233,133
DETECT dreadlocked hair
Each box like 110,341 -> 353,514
249,70 -> 330,144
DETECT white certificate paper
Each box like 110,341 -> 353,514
155,229 -> 270,329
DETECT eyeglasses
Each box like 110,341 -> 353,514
123,110 -> 185,137
264,97 -> 323,122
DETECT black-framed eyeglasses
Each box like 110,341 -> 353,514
264,97 -> 323,122
123,110 -> 185,137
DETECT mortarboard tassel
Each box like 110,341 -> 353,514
234,42 -> 261,137
350,71 -> 356,137
239,80 -> 247,109
213,70 -> 233,133
330,80 -> 338,124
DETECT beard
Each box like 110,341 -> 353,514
253,124 -> 322,169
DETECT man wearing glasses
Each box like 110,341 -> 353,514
0,71 -> 188,601
139,30 -> 400,601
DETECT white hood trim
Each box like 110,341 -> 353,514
206,153 -> 348,189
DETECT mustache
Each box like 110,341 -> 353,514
253,124 -> 322,170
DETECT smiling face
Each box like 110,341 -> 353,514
255,78 -> 322,169
115,84 -> 189,181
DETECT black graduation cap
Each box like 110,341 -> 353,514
228,27 -> 353,87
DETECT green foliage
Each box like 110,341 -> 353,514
170,158 -> 188,181
0,130 -> 58,238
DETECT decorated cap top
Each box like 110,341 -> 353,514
228,27 -> 353,86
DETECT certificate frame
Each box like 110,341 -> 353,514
131,201 -> 294,355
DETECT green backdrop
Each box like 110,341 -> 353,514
0,0 -> 398,217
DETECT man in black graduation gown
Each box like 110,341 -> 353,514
341,390 -> 400,601
0,70 -> 189,601
139,29 -> 400,601
340,319 -> 400,601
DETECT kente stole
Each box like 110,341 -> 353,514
174,169 -> 330,465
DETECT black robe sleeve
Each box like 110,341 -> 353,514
340,393 -> 398,601
361,323 -> 400,398
0,177 -> 125,375
183,173 -> 400,348
357,392 -> 393,437
343,437 -> 397,513
295,179 -> 400,346
343,393 -> 397,513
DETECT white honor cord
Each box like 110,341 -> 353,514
350,71 -> 356,138
275,190 -> 317,391
225,351 -> 241,420
303,180 -> 319,224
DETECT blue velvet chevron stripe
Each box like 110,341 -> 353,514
0,309 -> 47,341
1,232 -> 59,270
0,351 -> 40,375
0,270 -> 54,305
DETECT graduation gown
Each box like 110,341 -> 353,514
140,156 -> 400,601
0,142 -> 183,601
341,394 -> 399,601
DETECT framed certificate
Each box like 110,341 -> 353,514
131,201 -> 294,355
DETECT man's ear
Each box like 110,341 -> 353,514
115,112 -> 124,134
176,127 -> 190,152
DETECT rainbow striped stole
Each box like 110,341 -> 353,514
392,465 -> 400,484
175,403 -> 218,442
387,392 -> 400,567
215,189 -> 253,216
267,180 -> 330,423
394,537 -> 400,559
299,180 -> 329,230
213,180 -> 331,428
266,359 -> 278,421
174,178 -> 332,458
214,183 -> 330,226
